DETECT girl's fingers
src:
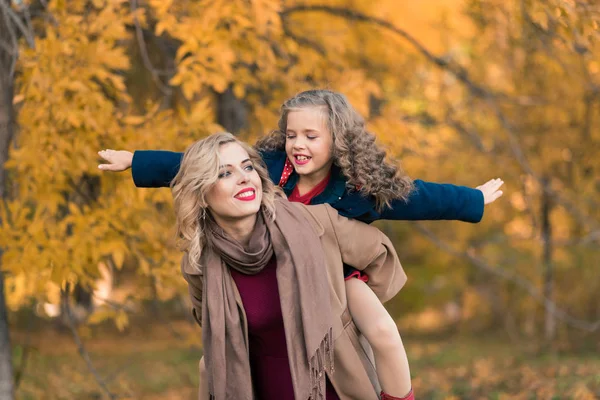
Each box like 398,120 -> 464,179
477,179 -> 493,190
98,150 -> 117,170
98,150 -> 117,163
487,190 -> 503,204
489,179 -> 503,190
481,178 -> 503,191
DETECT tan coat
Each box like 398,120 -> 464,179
183,203 -> 407,400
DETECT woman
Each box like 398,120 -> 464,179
172,132 -> 407,399
99,90 -> 502,399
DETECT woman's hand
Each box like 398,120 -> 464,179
98,149 -> 133,172
476,178 -> 504,205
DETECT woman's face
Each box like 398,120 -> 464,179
285,107 -> 334,182
205,142 -> 263,224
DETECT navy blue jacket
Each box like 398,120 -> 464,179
131,149 -> 484,223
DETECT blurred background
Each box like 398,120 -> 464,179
1,0 -> 599,399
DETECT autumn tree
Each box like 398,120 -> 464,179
410,0 -> 600,340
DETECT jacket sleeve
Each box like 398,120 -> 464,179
380,179 -> 485,223
131,150 -> 184,188
131,149 -> 279,188
324,205 -> 406,303
180,253 -> 203,327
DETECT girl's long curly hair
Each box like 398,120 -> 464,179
256,89 -> 414,210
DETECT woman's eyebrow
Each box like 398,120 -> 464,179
219,158 -> 251,168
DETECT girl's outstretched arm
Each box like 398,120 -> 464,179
98,148 -> 283,188
377,178 -> 503,223
98,149 -> 183,188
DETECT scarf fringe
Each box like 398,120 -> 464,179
309,327 -> 335,400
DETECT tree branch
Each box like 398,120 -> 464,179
281,5 -> 491,97
91,293 -> 136,313
280,22 -> 326,55
0,38 -> 18,79
61,287 -> 118,400
129,0 -> 173,96
413,222 -> 600,332
0,0 -> 35,49
0,0 -> 19,80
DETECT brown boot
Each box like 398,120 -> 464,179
380,388 -> 414,400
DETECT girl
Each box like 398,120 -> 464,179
173,132 -> 406,399
99,89 -> 504,399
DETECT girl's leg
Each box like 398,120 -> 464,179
345,277 -> 412,398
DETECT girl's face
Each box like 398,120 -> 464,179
205,142 -> 263,225
284,107 -> 334,182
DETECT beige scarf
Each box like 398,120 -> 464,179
201,199 -> 334,400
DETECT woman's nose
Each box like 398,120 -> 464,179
238,170 -> 250,183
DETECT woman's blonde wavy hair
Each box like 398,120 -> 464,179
171,132 -> 280,270
256,89 -> 414,210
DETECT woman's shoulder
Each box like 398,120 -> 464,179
278,200 -> 330,236
292,201 -> 335,216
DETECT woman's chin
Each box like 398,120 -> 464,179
236,199 -> 262,216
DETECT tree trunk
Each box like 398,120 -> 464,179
0,59 -> 15,400
0,1 -> 17,397
216,87 -> 248,135
0,272 -> 13,399
541,177 -> 555,342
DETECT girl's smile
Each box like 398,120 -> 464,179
292,153 -> 312,165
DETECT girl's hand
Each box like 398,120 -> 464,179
476,178 -> 504,205
98,149 -> 133,172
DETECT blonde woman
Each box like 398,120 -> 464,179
171,132 -> 407,399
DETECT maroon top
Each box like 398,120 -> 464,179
288,171 -> 332,205
230,256 -> 341,400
